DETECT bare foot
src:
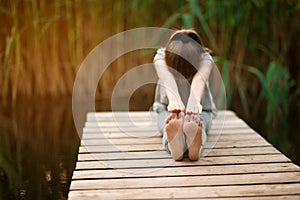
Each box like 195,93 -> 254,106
183,114 -> 202,161
165,112 -> 185,161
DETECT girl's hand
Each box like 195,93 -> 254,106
186,98 -> 202,114
167,99 -> 185,113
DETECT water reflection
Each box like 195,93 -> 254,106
0,98 -> 80,200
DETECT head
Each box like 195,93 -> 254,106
165,30 -> 206,81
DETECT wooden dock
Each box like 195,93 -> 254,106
68,111 -> 300,199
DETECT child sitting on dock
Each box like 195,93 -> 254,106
153,29 -> 217,161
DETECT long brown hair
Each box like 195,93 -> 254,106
165,30 -> 209,81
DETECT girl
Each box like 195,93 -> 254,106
153,29 -> 217,161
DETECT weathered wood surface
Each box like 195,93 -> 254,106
68,111 -> 300,199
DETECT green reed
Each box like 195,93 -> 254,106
249,61 -> 299,128
0,0 -> 299,121
163,0 -> 299,111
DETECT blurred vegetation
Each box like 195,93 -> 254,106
0,0 -> 180,103
1,0 -> 299,105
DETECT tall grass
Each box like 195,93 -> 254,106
249,62 -> 296,125
0,0 -> 182,104
162,0 -> 299,115
0,0 -> 299,117
248,62 -> 300,139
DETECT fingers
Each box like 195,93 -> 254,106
170,109 -> 182,114
167,99 -> 203,117
184,114 -> 191,122
198,104 -> 203,113
168,107 -> 184,113
167,101 -> 185,113
186,103 -> 202,115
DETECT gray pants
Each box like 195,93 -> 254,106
157,110 -> 213,153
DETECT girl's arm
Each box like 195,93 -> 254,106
154,59 -> 185,112
186,59 -> 213,114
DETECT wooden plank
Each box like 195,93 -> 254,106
82,129 -> 258,136
205,196 -> 300,200
72,162 -> 300,180
85,119 -> 245,127
87,110 -> 236,118
80,134 -> 264,146
70,172 -> 300,190
85,119 -> 243,126
86,113 -> 238,120
79,144 -> 163,153
83,124 -> 252,133
74,154 -> 291,170
86,110 -> 236,121
79,139 -> 271,153
208,128 -> 258,135
77,146 -> 281,161
81,130 -> 259,139
81,137 -> 161,145
68,183 -> 300,199
86,116 -> 242,122
83,122 -> 250,130
82,128 -> 258,138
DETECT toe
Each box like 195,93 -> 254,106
184,114 -> 191,122
191,115 -> 196,123
194,115 -> 200,124
165,113 -> 176,124
191,114 -> 196,121
178,111 -> 185,119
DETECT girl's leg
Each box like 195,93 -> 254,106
198,111 -> 213,145
199,111 -> 214,157
157,110 -> 170,152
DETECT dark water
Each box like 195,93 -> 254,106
0,93 -> 155,200
0,98 -> 80,200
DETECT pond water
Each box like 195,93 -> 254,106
0,96 -> 299,199
0,98 -> 80,200
0,95 -> 155,200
